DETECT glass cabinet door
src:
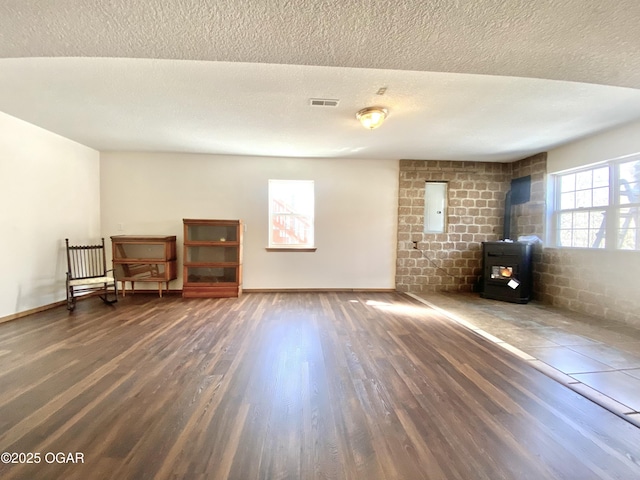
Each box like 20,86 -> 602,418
114,263 -> 166,279
186,224 -> 238,242
185,267 -> 237,283
186,245 -> 238,263
114,243 -> 166,260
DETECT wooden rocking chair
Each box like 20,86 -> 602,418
65,238 -> 118,311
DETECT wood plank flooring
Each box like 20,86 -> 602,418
1,292 -> 640,479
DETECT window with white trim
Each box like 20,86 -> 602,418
268,180 -> 315,248
554,157 -> 640,250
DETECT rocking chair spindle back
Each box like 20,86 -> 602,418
65,238 -> 118,311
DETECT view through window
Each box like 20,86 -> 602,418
555,157 -> 640,250
268,180 -> 314,248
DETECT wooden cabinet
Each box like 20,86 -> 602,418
182,219 -> 243,298
110,235 -> 177,297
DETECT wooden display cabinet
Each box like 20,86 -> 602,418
182,219 -> 243,298
110,235 -> 177,297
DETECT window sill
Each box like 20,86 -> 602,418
265,247 -> 317,252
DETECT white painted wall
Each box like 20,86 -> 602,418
100,153 -> 399,290
0,112 -> 100,318
547,118 -> 640,173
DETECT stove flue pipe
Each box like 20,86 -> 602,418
503,189 -> 512,240
502,175 -> 531,241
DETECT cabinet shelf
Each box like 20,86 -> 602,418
182,219 -> 243,298
110,235 -> 177,297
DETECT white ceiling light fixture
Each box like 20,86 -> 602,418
356,106 -> 388,129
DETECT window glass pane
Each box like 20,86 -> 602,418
590,210 -> 606,248
593,167 -> 609,188
592,186 -> 609,207
576,170 -> 593,190
560,192 -> 575,209
589,210 -> 605,229
575,190 -> 591,208
269,180 -> 314,247
559,229 -> 572,247
619,207 -> 632,228
574,211 -> 588,228
588,230 -> 601,248
573,229 -> 588,247
619,160 -> 640,205
559,212 -> 573,229
618,207 -> 639,250
560,173 -> 576,193
620,230 -> 636,249
557,209 -> 606,248
618,228 -> 638,250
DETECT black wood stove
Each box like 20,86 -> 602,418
481,241 -> 533,304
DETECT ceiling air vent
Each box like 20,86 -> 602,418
309,98 -> 339,107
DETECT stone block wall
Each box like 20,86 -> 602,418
537,248 -> 640,326
510,153 -> 547,299
396,152 -> 640,328
396,159 -> 512,293
396,154 -> 547,295
510,153 -> 547,239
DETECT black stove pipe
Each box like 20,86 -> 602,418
503,175 -> 531,241
503,189 -> 512,240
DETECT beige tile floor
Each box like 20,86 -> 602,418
409,291 -> 640,428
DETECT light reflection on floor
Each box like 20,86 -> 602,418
407,291 -> 640,428
365,299 -> 439,319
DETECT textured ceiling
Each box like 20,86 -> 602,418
1,0 -> 640,161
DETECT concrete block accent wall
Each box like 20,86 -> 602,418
397,155 -> 547,295
510,153 -> 548,300
511,153 -> 547,239
537,249 -> 640,327
397,159 -> 512,293
398,153 -> 640,328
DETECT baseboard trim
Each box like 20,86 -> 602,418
0,291 -> 116,324
122,288 -> 396,294
243,288 -> 397,293
0,289 -> 398,324
0,300 -> 67,325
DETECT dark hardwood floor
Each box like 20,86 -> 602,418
1,292 -> 640,479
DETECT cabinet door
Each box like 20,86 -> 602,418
115,263 -> 167,280
114,243 -> 167,260
185,266 -> 238,284
185,245 -> 238,263
185,224 -> 238,243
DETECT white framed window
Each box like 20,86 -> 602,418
268,179 -> 315,249
553,156 -> 640,250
